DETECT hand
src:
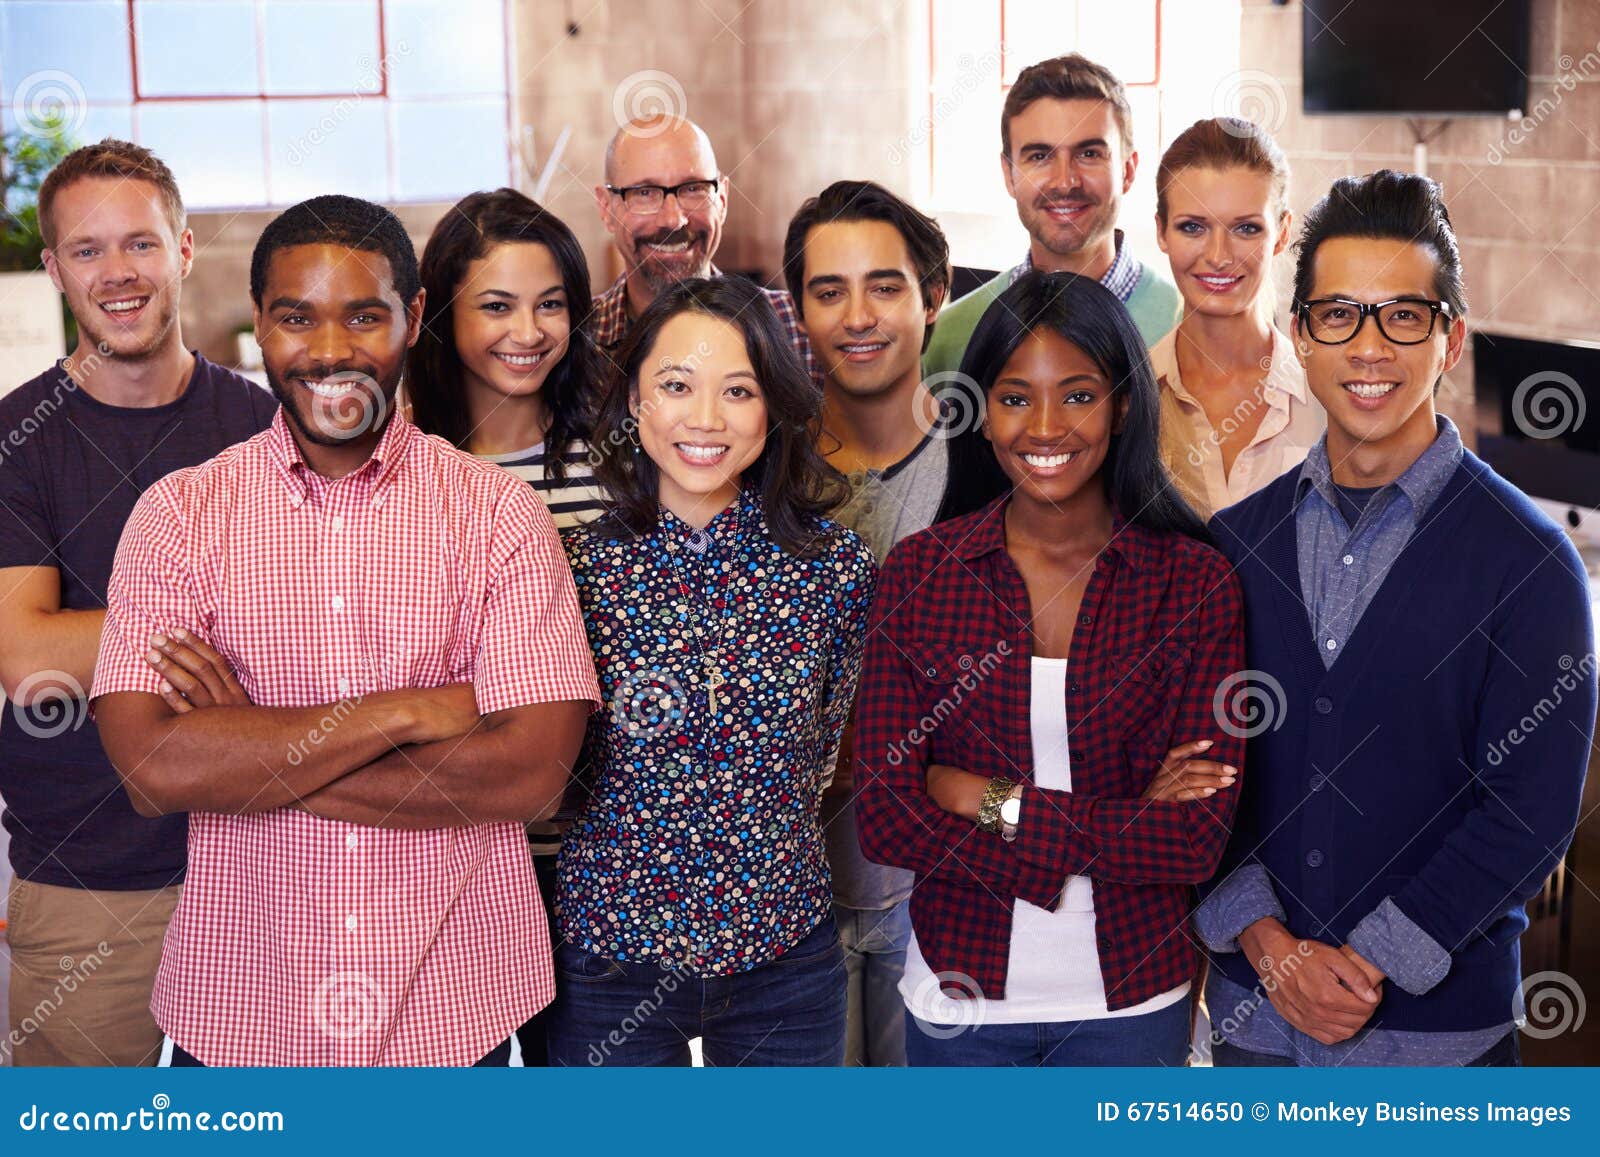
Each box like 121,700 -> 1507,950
399,683 -> 481,746
146,629 -> 250,713
1142,739 -> 1235,801
1238,918 -> 1382,1045
925,763 -> 989,821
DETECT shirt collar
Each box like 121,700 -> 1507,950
657,484 -> 760,552
266,403 -> 416,505
1152,326 -> 1309,412
1296,413 -> 1463,520
1008,229 -> 1142,303
595,264 -> 726,349
953,494 -> 1157,571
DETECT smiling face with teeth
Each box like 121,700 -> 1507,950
596,119 -> 726,306
1293,237 -> 1465,485
983,326 -> 1124,513
1156,164 -> 1289,322
797,218 -> 941,404
44,176 -> 192,366
1002,98 -> 1135,275
631,311 -> 768,528
450,241 -> 572,447
255,243 -> 424,477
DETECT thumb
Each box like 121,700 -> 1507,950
1327,951 -> 1378,1003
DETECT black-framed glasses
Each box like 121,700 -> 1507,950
1294,296 -> 1453,345
604,177 -> 722,214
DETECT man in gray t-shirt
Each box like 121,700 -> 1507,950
785,180 -> 957,1066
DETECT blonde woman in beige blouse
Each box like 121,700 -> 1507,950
1152,117 -> 1324,519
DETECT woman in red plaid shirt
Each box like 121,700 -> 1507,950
855,271 -> 1247,1066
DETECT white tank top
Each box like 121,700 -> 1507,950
900,656 -> 1190,1024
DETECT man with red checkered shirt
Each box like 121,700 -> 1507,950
91,195 -> 600,1067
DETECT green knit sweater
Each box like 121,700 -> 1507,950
922,262 -> 1182,383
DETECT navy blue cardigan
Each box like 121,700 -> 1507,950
1205,450 -> 1595,1033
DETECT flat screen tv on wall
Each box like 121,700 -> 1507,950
1302,0 -> 1531,116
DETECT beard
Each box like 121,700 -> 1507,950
1023,193 -> 1117,259
628,226 -> 712,294
267,361 -> 395,448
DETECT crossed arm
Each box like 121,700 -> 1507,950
95,630 -> 589,829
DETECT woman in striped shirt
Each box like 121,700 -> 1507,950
407,188 -> 609,1065
408,187 -> 608,530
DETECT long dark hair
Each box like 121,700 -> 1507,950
589,276 -> 848,557
937,271 -> 1210,543
407,188 -> 595,476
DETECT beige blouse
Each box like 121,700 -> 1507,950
1152,325 -> 1325,520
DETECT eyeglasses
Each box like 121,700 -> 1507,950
604,178 -> 721,214
1294,296 -> 1453,345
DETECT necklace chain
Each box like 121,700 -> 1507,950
663,497 -> 742,714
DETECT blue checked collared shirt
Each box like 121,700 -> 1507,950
1007,228 -> 1142,302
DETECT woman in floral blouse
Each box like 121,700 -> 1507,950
547,276 -> 877,1067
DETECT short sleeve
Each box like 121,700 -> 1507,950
473,481 -> 601,715
0,438 -> 57,569
90,481 -> 202,702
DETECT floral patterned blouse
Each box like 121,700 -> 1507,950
557,488 -> 877,976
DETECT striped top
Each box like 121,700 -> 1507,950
475,439 -> 608,531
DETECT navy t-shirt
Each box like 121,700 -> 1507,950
0,354 -> 278,890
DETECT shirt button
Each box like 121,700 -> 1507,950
1079,614 -> 1093,626
344,914 -> 358,931
331,595 -> 345,612
1314,696 -> 1333,715
1342,554 -> 1354,566
331,515 -> 344,532
1068,682 -> 1080,693
337,677 -> 351,694
373,495 -> 386,509
1325,638 -> 1337,651
1308,773 -> 1325,791
1305,849 -> 1325,868
345,833 -> 358,849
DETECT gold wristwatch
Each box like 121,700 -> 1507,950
978,777 -> 1021,840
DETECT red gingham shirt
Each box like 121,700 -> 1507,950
854,498 -> 1246,1009
591,269 -> 820,387
91,410 -> 600,1066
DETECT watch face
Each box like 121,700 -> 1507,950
1000,797 -> 1021,824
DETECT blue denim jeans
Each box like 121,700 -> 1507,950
836,900 -> 911,1067
547,914 -> 846,1067
905,995 -> 1191,1067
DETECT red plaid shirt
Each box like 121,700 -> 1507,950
591,269 -> 819,386
854,498 -> 1245,1009
91,411 -> 600,1065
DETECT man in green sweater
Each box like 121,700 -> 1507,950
923,53 -> 1181,382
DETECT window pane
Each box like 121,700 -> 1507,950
135,0 -> 258,97
385,0 -> 505,97
137,100 -> 266,207
1002,0 -> 1077,86
1076,0 -> 1157,83
263,1 -> 382,96
267,98 -> 387,203
0,0 -> 133,104
392,100 -> 506,200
